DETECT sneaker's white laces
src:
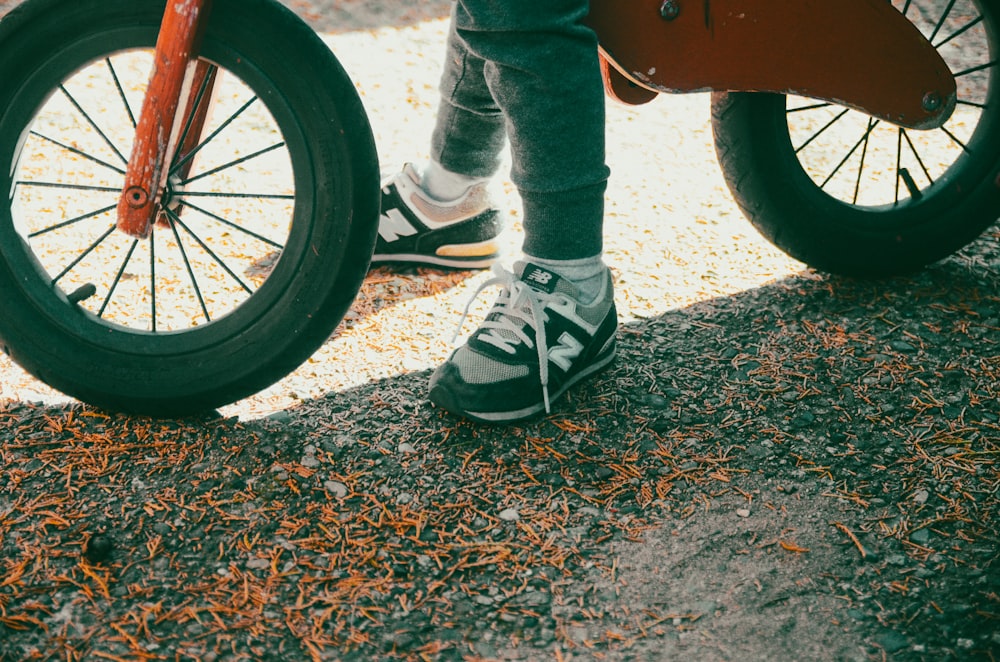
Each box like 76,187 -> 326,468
454,265 -> 561,413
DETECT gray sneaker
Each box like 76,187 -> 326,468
372,164 -> 502,269
429,261 -> 617,423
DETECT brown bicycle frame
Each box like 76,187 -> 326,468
117,0 -> 957,239
588,0 -> 956,128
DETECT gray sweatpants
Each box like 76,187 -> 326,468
429,0 -> 609,261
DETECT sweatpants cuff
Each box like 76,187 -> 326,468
520,181 -> 607,260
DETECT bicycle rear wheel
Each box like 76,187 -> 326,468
712,0 -> 999,276
0,0 -> 379,414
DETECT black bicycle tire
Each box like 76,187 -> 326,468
0,0 -> 379,414
710,1 -> 1000,277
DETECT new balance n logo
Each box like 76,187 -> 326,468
378,208 -> 418,243
549,332 -> 584,371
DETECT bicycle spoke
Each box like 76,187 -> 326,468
166,209 -> 254,295
852,118 -> 877,204
105,57 -> 137,129
179,190 -> 295,201
180,142 -> 287,186
955,60 -> 997,78
928,0 -> 959,43
50,223 -> 117,285
934,14 -> 984,48
958,98 -> 986,109
178,199 -> 285,249
794,107 -> 851,154
819,119 -> 879,190
172,66 -> 218,167
149,229 -> 157,333
15,181 -> 120,194
895,128 -> 904,204
901,129 -> 934,185
169,96 -> 260,176
98,238 -> 140,318
59,85 -> 129,165
28,131 -> 126,176
27,204 -> 117,238
166,216 -> 212,323
939,124 -> 972,154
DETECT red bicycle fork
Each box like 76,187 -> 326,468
117,0 -> 215,239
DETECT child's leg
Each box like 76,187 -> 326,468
429,4 -> 508,184
428,1 -> 617,422
449,0 -> 609,262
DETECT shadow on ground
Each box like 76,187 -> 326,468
2,231 -> 998,661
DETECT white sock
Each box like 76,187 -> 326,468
524,253 -> 607,304
420,160 -> 487,201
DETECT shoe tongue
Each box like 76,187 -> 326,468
474,262 -> 575,350
516,262 -> 576,297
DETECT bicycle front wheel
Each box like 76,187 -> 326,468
0,0 -> 379,414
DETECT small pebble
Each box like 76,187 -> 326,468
246,558 -> 271,570
499,508 -> 520,522
84,534 -> 113,563
736,508 -> 751,518
324,481 -> 349,498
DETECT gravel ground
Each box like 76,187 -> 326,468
1,1 -> 999,660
